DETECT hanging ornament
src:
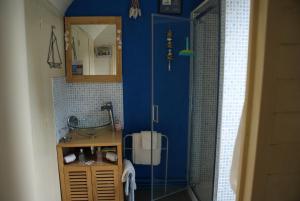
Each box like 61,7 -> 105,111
129,0 -> 142,19
116,29 -> 122,50
166,28 -> 174,71
64,30 -> 70,51
47,25 -> 62,68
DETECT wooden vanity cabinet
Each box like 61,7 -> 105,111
57,131 -> 123,201
91,165 -> 119,201
64,166 -> 93,201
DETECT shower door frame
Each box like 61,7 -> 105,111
151,13 -> 193,201
188,0 -> 222,201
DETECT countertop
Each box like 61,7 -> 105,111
57,127 -> 122,148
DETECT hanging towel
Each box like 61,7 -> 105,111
122,159 -> 136,201
141,131 -> 158,150
132,132 -> 162,165
230,104 -> 246,193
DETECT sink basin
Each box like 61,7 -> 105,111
73,124 -> 112,137
68,114 -> 112,137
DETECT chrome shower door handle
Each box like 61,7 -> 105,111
153,105 -> 159,123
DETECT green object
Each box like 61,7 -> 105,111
179,37 -> 193,56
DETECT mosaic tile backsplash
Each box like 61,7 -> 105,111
52,77 -> 124,142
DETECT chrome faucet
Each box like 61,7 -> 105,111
101,102 -> 115,131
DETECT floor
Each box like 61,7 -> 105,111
157,190 -> 192,201
135,188 -> 192,201
191,182 -> 213,201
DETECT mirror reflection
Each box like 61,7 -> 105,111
71,24 -> 117,75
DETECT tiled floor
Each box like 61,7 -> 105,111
135,188 -> 192,201
157,190 -> 192,201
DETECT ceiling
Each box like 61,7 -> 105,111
47,0 -> 73,14
78,25 -> 108,40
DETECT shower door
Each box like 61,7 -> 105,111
151,14 -> 191,201
189,3 -> 221,201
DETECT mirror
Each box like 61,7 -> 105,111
71,24 -> 117,75
65,17 -> 122,82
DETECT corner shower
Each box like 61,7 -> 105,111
124,1 -> 221,200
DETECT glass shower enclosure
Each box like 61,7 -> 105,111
150,0 -> 220,200
151,14 -> 191,201
189,3 -> 221,201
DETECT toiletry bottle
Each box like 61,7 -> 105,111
78,148 -> 85,163
91,146 -> 95,155
96,147 -> 103,162
114,119 -> 122,131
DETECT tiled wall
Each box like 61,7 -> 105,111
52,77 -> 69,141
52,77 -> 124,142
216,0 -> 250,200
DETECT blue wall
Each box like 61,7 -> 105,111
152,18 -> 190,184
66,0 -> 202,184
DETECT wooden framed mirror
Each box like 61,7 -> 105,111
65,16 -> 122,82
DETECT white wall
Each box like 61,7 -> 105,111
72,26 -> 93,75
0,0 -> 65,200
0,1 -> 36,200
24,0 -> 65,200
94,26 -> 116,75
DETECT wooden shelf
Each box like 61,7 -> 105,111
57,127 -> 122,148
66,160 -> 117,167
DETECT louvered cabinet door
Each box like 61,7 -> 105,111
91,166 -> 119,201
64,166 -> 93,201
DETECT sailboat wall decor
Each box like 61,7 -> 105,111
47,25 -> 62,69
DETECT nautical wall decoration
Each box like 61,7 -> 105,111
166,28 -> 174,71
129,0 -> 142,19
47,25 -> 62,68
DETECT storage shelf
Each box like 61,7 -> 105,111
66,160 -> 117,167
57,129 -> 122,148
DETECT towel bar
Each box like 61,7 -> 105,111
123,133 -> 169,193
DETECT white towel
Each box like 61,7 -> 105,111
105,152 -> 118,162
64,154 -> 76,164
122,159 -> 136,201
141,131 -> 158,150
141,131 -> 152,150
132,132 -> 161,165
